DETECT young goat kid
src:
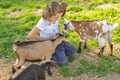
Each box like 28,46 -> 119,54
63,18 -> 118,56
9,62 -> 57,80
12,33 -> 66,74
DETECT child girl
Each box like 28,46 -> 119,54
29,1 -> 76,65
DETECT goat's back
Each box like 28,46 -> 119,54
71,20 -> 114,40
13,40 -> 54,60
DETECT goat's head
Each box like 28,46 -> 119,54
62,18 -> 74,33
40,61 -> 58,75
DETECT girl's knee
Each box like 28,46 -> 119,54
66,47 -> 76,56
71,47 -> 76,53
57,59 -> 67,65
64,41 -> 77,53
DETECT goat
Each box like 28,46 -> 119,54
62,18 -> 118,56
9,62 -> 57,80
12,33 -> 66,74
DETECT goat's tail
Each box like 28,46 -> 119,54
12,39 -> 20,51
13,39 -> 20,45
111,23 -> 119,32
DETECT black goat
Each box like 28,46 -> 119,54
9,62 -> 57,80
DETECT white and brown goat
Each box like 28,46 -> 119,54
12,33 -> 66,74
63,18 -> 118,56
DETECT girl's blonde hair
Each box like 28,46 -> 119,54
42,1 -> 68,20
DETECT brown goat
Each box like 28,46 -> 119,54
63,18 -> 118,56
12,33 -> 66,74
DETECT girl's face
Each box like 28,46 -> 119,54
48,12 -> 63,23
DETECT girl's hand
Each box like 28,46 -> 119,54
48,34 -> 57,40
48,33 -> 62,40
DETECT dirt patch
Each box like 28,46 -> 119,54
4,9 -> 43,18
5,10 -> 22,17
0,43 -> 120,80
97,3 -> 117,9
0,59 -> 14,80
78,1 -> 88,5
33,9 -> 43,16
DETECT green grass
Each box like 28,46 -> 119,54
60,56 -> 120,77
0,0 -> 120,78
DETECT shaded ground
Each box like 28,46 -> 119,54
0,43 -> 120,80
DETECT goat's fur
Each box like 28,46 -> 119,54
12,33 -> 66,74
63,18 -> 118,56
9,62 -> 57,80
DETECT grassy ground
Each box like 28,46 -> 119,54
1,44 -> 120,80
0,0 -> 120,79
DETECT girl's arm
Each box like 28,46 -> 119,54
28,26 -> 48,41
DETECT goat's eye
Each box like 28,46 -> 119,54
63,24 -> 67,27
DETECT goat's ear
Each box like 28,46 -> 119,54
64,17 -> 67,21
64,18 -> 70,22
102,20 -> 107,24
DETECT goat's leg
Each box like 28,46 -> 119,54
12,59 -> 25,74
98,47 -> 105,57
84,40 -> 87,49
77,41 -> 82,53
12,65 -> 21,74
47,66 -> 52,75
109,44 -> 113,56
12,58 -> 19,74
98,38 -> 105,57
108,35 -> 113,56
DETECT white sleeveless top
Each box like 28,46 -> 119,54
36,17 -> 59,38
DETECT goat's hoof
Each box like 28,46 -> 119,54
12,66 -> 15,74
84,46 -> 87,49
77,50 -> 81,54
48,72 -> 52,76
110,54 -> 113,56
97,53 -> 101,57
78,52 -> 81,54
